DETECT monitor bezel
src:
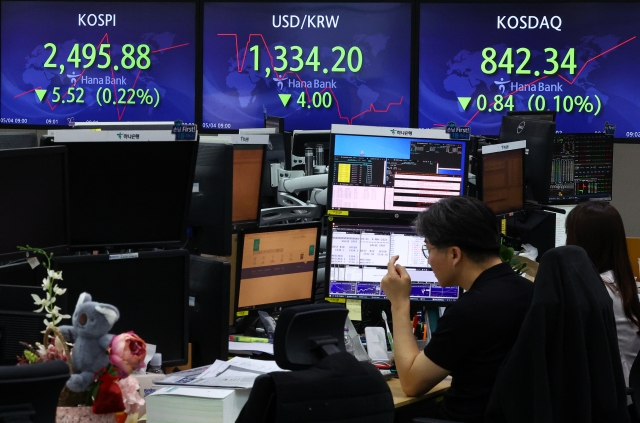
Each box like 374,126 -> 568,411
233,221 -> 322,314
51,248 -> 190,367
506,110 -> 557,122
327,124 -> 469,220
324,216 -> 461,306
0,146 -> 71,264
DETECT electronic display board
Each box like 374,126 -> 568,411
202,2 -> 411,131
1,1 -> 196,126
419,3 -> 640,137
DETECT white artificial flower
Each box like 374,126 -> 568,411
32,293 -> 46,313
41,277 -> 51,290
53,286 -> 66,296
47,269 -> 63,280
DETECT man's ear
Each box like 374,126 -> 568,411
450,246 -> 463,265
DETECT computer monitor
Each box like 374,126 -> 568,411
498,116 -> 556,204
1,1 -> 196,126
188,142 -> 233,256
0,132 -> 37,149
325,219 -> 460,304
235,222 -> 321,313
189,255 -> 230,368
291,130 -> 331,171
43,139 -> 197,250
549,133 -> 613,203
507,110 -> 556,122
0,146 -> 69,264
328,124 -> 468,219
232,144 -> 265,228
480,141 -> 526,215
52,249 -> 190,367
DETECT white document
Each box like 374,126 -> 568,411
554,205 -> 576,247
226,356 -> 285,373
198,360 -> 231,379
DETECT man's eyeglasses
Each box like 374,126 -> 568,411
421,245 -> 432,259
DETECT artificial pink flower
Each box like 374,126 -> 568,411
109,332 -> 146,379
116,375 -> 145,415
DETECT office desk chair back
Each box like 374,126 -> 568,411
0,360 -> 70,423
416,246 -> 631,423
236,304 -> 394,423
627,351 -> 640,422
484,246 -> 629,423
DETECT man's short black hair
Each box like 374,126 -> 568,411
414,196 -> 500,263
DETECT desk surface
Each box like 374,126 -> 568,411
388,377 -> 451,408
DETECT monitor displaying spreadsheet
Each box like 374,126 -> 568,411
326,219 -> 459,303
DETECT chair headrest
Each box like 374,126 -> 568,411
274,304 -> 348,371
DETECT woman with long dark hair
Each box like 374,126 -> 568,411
566,201 -> 640,391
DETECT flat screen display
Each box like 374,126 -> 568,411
326,220 -> 459,303
232,145 -> 264,224
50,140 -> 197,249
0,147 -> 69,262
481,141 -> 525,215
52,250 -> 189,367
202,2 -> 411,131
549,133 -> 613,203
1,1 -> 196,126
328,125 -> 467,218
419,3 -> 640,138
236,223 -> 320,311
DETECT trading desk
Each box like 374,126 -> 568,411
389,377 -> 451,423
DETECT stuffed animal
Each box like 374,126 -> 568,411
58,292 -> 120,393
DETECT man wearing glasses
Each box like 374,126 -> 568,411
381,196 -> 533,423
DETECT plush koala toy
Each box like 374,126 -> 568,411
58,292 -> 120,393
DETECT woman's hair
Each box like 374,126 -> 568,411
566,202 -> 640,330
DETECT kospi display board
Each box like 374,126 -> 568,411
1,1 -> 196,126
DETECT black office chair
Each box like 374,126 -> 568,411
0,360 -> 70,423
236,303 -> 394,423
627,350 -> 640,422
484,246 -> 629,422
416,246 -> 631,423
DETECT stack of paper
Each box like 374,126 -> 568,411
154,357 -> 287,389
146,386 -> 250,423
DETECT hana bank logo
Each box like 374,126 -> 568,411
390,129 -> 412,136
517,121 -> 526,134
